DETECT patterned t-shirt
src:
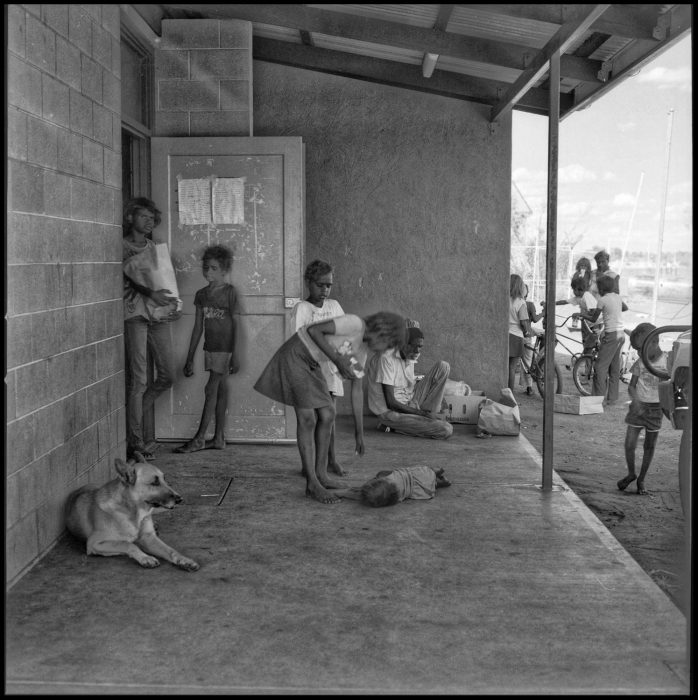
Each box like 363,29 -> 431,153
193,283 -> 239,352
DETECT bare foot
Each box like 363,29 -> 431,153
617,474 -> 636,491
204,439 -> 225,450
305,486 -> 341,504
321,477 -> 346,490
636,480 -> 648,495
174,439 -> 206,453
328,461 -> 347,476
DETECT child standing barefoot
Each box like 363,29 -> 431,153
254,311 -> 406,504
616,323 -> 667,495
292,260 -> 346,476
175,245 -> 240,453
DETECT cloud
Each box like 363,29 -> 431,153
637,65 -> 692,92
602,171 -> 617,181
558,163 -> 597,183
612,193 -> 637,207
617,121 -> 636,133
558,201 -> 590,218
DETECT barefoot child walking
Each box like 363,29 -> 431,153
292,260 -> 347,476
254,311 -> 406,504
175,245 -> 240,453
616,322 -> 667,495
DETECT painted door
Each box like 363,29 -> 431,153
151,137 -> 304,443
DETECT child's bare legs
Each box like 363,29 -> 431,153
175,371 -> 226,453
327,396 -> 346,476
296,407 -> 340,504
636,430 -> 658,495
617,426 -> 641,491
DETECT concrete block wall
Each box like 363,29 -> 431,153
6,4 -> 124,587
154,19 -> 252,137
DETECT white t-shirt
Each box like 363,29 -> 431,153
596,293 -> 624,333
292,299 -> 345,395
632,352 -> 668,403
509,297 -> 528,338
372,347 -> 416,405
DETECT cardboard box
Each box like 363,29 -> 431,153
444,391 -> 486,424
553,394 -> 604,415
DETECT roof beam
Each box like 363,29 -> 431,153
489,4 -> 611,123
465,4 -> 662,40
159,3 -> 602,83
252,36 -> 571,115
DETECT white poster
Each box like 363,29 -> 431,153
213,177 -> 246,225
178,178 -> 211,225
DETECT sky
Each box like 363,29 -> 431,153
512,33 -> 692,258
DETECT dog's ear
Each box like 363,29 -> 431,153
115,458 -> 138,485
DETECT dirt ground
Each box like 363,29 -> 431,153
513,354 -> 688,617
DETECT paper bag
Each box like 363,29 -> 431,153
476,398 -> 521,437
123,243 -> 182,322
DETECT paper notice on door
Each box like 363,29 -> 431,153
178,178 -> 212,225
213,177 -> 245,225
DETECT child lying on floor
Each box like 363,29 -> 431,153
333,465 -> 451,507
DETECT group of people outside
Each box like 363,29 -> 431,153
123,196 -> 663,499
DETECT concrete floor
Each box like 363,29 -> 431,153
5,416 -> 689,694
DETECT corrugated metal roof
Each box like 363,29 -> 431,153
143,4 -> 692,120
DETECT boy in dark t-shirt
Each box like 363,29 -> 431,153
175,245 -> 240,453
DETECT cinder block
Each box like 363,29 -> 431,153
43,170 -> 72,218
97,414 -> 112,459
84,301 -> 108,345
6,370 -> 17,422
56,35 -> 81,90
96,185 -> 117,225
93,104 -> 113,147
105,299 -> 124,338
60,305 -> 87,352
25,14 -> 56,74
8,55 -> 43,115
9,160 -> 45,214
7,212 -> 41,264
49,440 -> 78,489
220,79 -> 250,110
68,5 -> 93,56
27,116 -> 58,169
6,516 -> 39,584
155,49 -> 190,79
70,179 -> 99,223
36,495 -> 65,554
6,413 -> 36,475
154,110 -> 190,137
191,50 -> 249,80
42,4 -> 69,38
102,4 -> 121,36
6,472 -> 21,527
82,138 -> 104,182
161,19 -> 221,49
111,35 -> 120,77
159,80 -> 218,111
81,54 -> 103,103
220,22 -> 252,49
86,378 -> 111,424
7,314 -> 33,368
190,110 -> 251,136
69,88 -> 93,137
42,73 -> 70,126
91,23 -> 112,70
15,360 -> 50,418
7,264 -> 47,315
7,107 -> 28,161
75,424 -> 100,475
29,309 -> 58,359
32,402 -> 64,461
57,128 -> 83,176
96,335 -> 125,379
102,70 -> 120,112
7,5 -> 26,59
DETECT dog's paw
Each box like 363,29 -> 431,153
175,557 -> 200,571
137,555 -> 161,568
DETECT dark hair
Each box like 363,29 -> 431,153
594,249 -> 610,263
570,276 -> 587,294
123,197 -> 161,237
304,259 -> 333,285
406,327 -> 424,344
629,322 -> 657,351
202,244 -> 234,272
596,275 -> 615,295
510,273 -> 525,300
361,478 -> 400,507
364,312 -> 407,349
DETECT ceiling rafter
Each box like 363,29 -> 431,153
489,4 -> 612,123
159,3 -> 603,84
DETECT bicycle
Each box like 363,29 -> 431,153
518,324 -> 564,398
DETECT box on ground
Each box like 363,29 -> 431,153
444,391 -> 486,424
553,394 -> 604,415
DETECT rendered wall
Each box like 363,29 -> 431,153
253,62 -> 512,405
6,4 -> 124,586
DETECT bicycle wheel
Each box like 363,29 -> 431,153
572,355 -> 594,396
534,356 -> 563,398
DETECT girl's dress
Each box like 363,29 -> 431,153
254,314 -> 366,409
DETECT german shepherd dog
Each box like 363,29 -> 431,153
65,452 -> 199,570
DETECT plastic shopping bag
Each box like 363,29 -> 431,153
123,243 -> 182,322
476,398 -> 521,437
